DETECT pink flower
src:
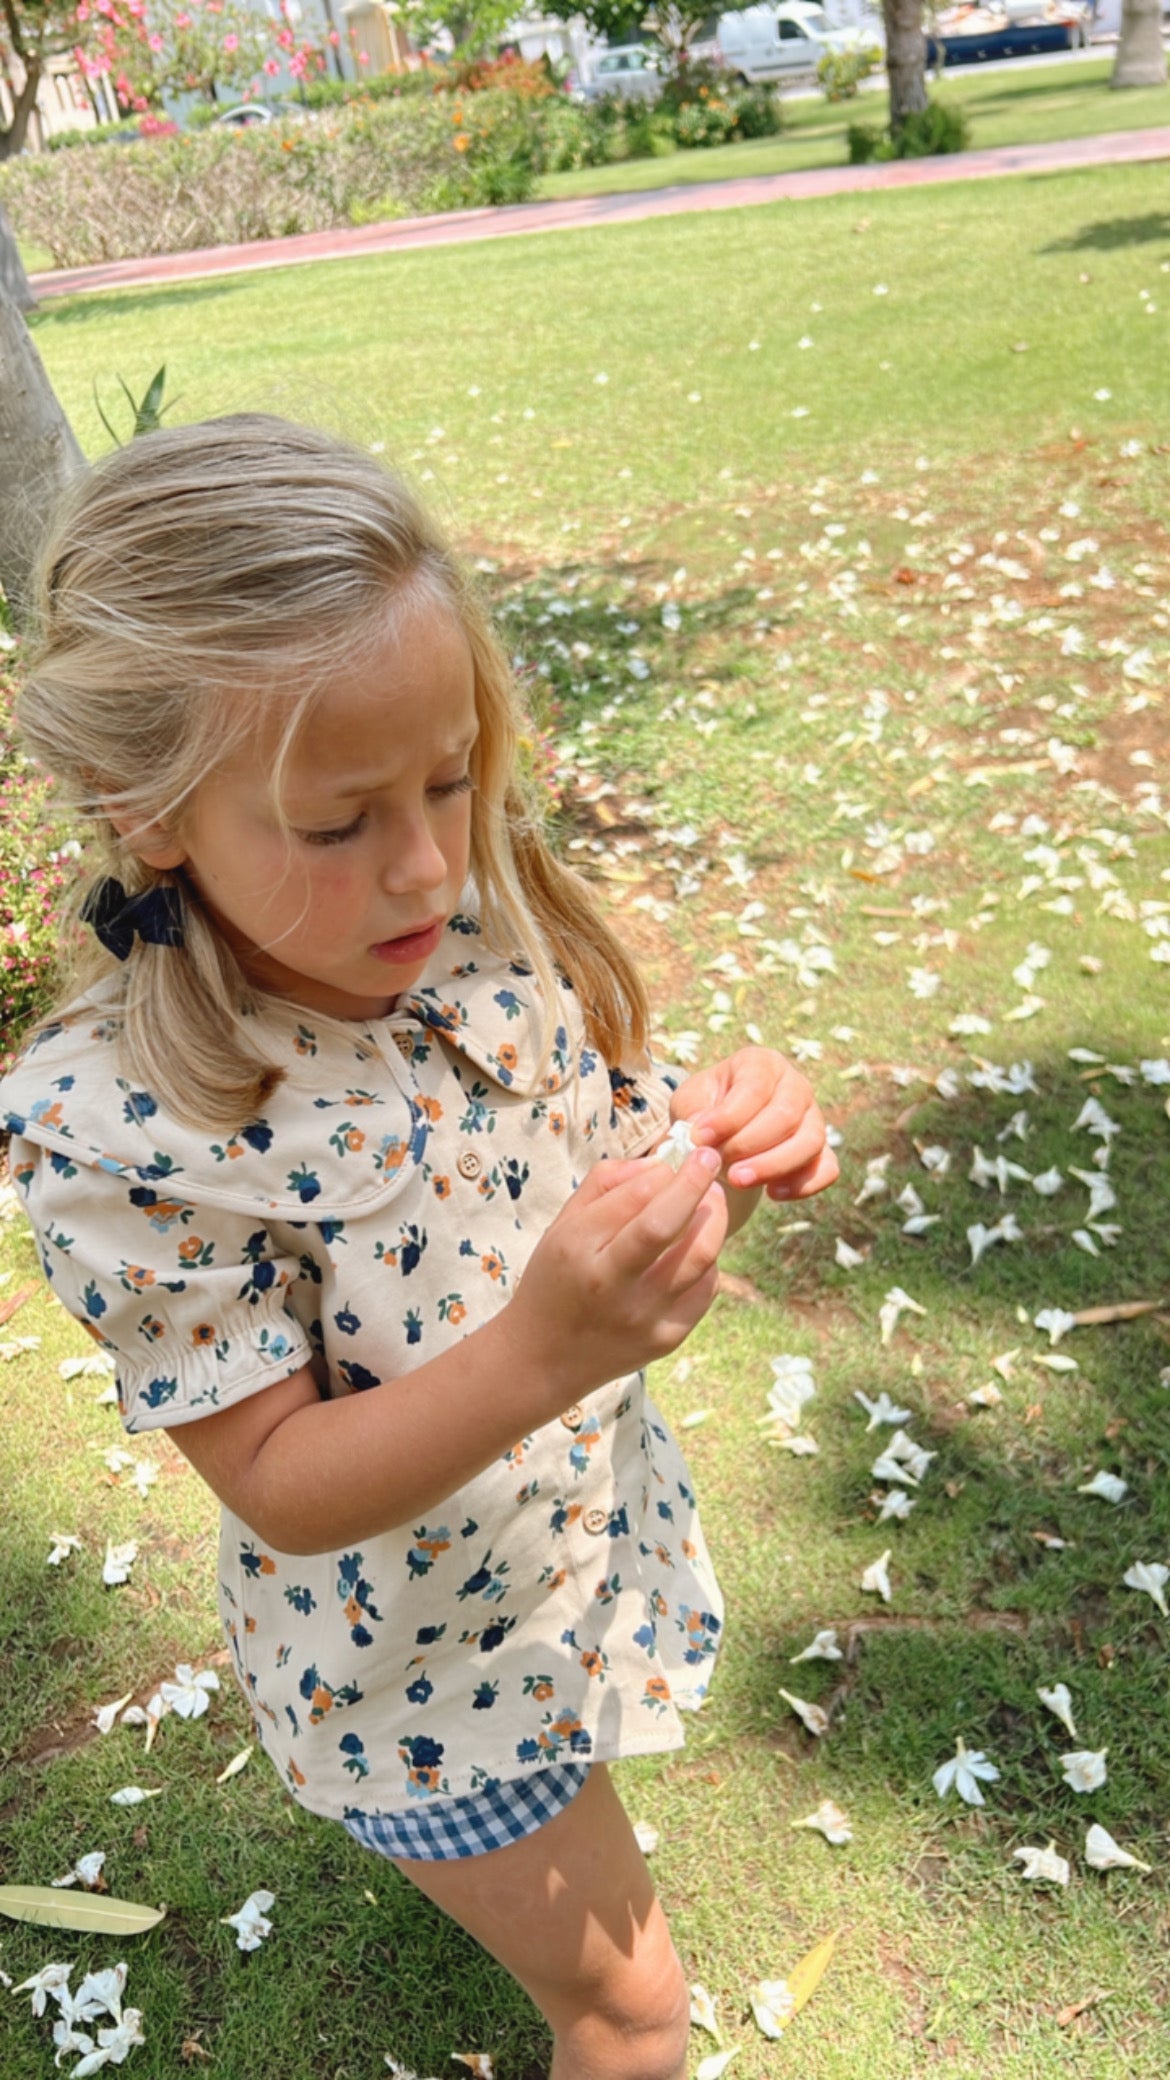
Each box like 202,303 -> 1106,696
222,29 -> 237,47
75,3 -> 90,20
149,30 -> 163,48
288,46 -> 306,72
357,46 -> 368,62
263,53 -> 279,71
327,25 -> 338,39
175,9 -> 190,22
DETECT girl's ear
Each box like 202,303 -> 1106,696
105,807 -> 188,872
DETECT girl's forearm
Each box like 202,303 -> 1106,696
246,1307 -> 569,1556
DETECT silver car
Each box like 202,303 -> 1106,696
582,45 -> 663,102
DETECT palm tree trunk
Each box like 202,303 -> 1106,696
882,0 -> 928,124
0,285 -> 84,625
0,202 -> 34,312
1112,0 -> 1167,84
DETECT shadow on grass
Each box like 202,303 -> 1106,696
1039,212 -> 1170,252
29,276 -> 254,328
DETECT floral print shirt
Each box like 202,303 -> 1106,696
1,910 -> 724,1821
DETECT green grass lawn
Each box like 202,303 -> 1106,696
535,55 -> 1170,202
5,161 -> 1170,2078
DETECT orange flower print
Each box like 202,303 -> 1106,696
644,1674 -> 672,1704
344,1127 -> 365,1152
178,1237 -> 206,1261
418,1095 -> 444,1123
245,1614 -> 257,1634
681,1538 -> 698,1561
121,1264 -> 156,1290
310,1684 -> 333,1721
432,1175 -> 452,1200
481,1250 -> 504,1282
548,1110 -> 566,1137
191,1323 -> 217,1347
497,1042 -> 518,1074
580,1649 -> 605,1679
531,1679 -> 554,1701
287,1759 -> 307,1787
446,1299 -> 466,1326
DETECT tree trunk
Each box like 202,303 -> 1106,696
0,54 -> 43,160
0,287 -> 84,625
883,0 -> 928,123
1112,0 -> 1167,84
0,203 -> 34,311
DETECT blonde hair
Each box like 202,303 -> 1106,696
21,414 -> 648,1130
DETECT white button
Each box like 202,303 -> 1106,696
560,1405 -> 584,1431
457,1151 -> 482,1180
582,1506 -> 610,1536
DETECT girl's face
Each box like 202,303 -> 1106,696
155,598 -> 479,1021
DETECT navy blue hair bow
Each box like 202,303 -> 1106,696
81,877 -> 185,962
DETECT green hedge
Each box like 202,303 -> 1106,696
0,660 -> 75,1063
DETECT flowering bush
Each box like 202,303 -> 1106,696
0,658 -> 77,1064
0,95 -> 541,264
816,44 -> 882,101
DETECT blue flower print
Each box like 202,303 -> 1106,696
238,1260 -> 277,1305
677,1605 -> 722,1665
83,1281 -> 107,1320
317,1220 -> 346,1247
516,1738 -> 541,1763
334,1305 -> 361,1337
472,1681 -> 498,1710
286,1165 -> 322,1203
338,1358 -> 381,1392
493,989 -> 523,1019
338,1552 -> 382,1646
501,1158 -> 529,1203
241,1118 -> 274,1153
339,1732 -> 369,1780
140,1375 -> 178,1410
403,1308 -> 422,1346
405,1527 -> 452,1580
404,1673 -> 433,1705
399,1732 -> 447,1799
48,1151 -> 78,1180
456,1551 -> 510,1604
447,912 -> 481,936
415,1624 -> 447,1645
120,1087 -> 158,1127
285,1585 -> 316,1615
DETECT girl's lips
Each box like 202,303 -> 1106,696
371,918 -> 444,964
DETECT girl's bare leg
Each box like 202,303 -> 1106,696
391,1764 -> 689,2080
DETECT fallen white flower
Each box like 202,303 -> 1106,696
52,1851 -> 106,1891
1033,1353 -> 1079,1374
1077,1470 -> 1128,1504
1035,1307 -> 1078,1346
967,1216 -> 1022,1267
933,1738 -> 1000,1806
790,1628 -> 842,1664
47,1533 -> 83,1567
101,1542 -> 138,1588
792,1798 -> 852,1845
12,1962 -> 74,2017
778,1688 -> 829,1738
696,2053 -> 739,2080
1031,1168 -> 1064,1197
92,1691 -> 134,1737
1013,1842 -> 1069,1887
873,1429 -> 936,1486
222,1888 -> 275,1951
835,1237 -> 866,1269
918,1145 -> 951,1175
69,1963 -> 128,2027
159,1664 -> 220,1721
1073,1096 -> 1119,1142
1072,1229 -> 1101,1257
879,1287 -> 926,1346
967,1384 -> 1002,1410
1084,1823 -> 1151,1873
750,1979 -> 796,2038
774,1433 -> 819,1456
109,1786 -> 163,1807
854,1154 -> 892,1206
1123,1560 -> 1169,1616
689,1983 -> 721,2038
875,1487 -> 916,1522
1060,1749 -> 1108,1793
1037,1683 -> 1077,1740
854,1389 -> 912,1432
70,2008 -> 146,2075
861,1549 -> 892,1603
632,1821 -> 659,1855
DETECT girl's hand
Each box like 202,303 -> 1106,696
509,1148 -> 729,1411
670,1046 -> 839,1202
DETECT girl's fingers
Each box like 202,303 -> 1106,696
686,1054 -> 813,1153
601,1147 -> 725,1277
720,1105 -> 830,1189
765,1144 -> 841,1201
645,1187 -> 729,1300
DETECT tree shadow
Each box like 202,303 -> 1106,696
29,276 -> 253,329
1039,213 -> 1170,253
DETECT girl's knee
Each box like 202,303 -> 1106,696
559,1943 -> 690,2080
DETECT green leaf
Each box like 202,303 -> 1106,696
0,1886 -> 166,1935
137,364 -> 169,431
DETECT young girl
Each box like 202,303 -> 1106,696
2,416 -> 836,2080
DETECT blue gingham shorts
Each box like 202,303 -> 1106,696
343,1763 -> 591,1862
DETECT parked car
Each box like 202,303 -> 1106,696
926,1 -> 1090,61
214,99 -> 308,128
691,5 -> 879,87
580,46 -> 663,102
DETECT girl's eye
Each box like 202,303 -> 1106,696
299,815 -> 366,847
431,774 -> 474,800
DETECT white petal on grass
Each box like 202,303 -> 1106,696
1037,1683 -> 1078,1740
933,1738 -> 1000,1806
854,1154 -> 892,1206
52,1850 -> 106,1890
774,1434 -> 819,1456
835,1238 -> 866,1269
13,1962 -> 74,2016
1077,1470 -> 1128,1504
1032,1168 -> 1065,1196
1034,1353 -> 1079,1374
47,1533 -> 83,1567
1035,1307 -> 1078,1346
879,1287 -> 926,1347
875,1487 -> 916,1522
1072,1229 -> 1102,1257
792,1798 -> 852,1845
69,1962 -> 128,2026
92,1691 -> 135,1737
110,1786 -> 163,1806
451,2058 -> 495,2078
696,2053 -> 740,2080
222,1888 -> 275,1951
967,1384 -> 1003,1409
779,1688 -> 830,1738
159,1664 -> 220,1720
101,1541 -> 138,1588
1060,1749 -> 1108,1793
1073,1097 -> 1120,1142
1013,1842 -> 1070,1886
216,1746 -> 255,1785
854,1389 -> 912,1432
766,1354 -> 817,1432
861,1549 -> 893,1602
1123,1560 -> 1169,1616
919,1145 -> 951,1175
750,1979 -> 796,2038
689,1983 -> 721,2038
632,1821 -> 659,1855
679,1409 -> 713,1430
1085,1823 -> 1151,1873
790,1628 -> 843,1664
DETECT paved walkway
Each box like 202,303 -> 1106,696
32,124 -> 1170,302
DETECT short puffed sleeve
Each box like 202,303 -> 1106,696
603,1054 -> 682,1160
10,1137 -> 313,1434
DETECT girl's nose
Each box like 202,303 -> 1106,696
379,814 -> 448,896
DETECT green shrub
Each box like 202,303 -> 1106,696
44,118 -> 143,151
0,659 -> 76,1063
817,43 -> 882,101
722,82 -> 783,139
848,96 -> 971,162
672,91 -> 738,148
0,95 -> 541,266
